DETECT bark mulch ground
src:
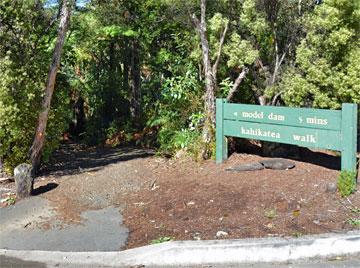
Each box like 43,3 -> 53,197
1,143 -> 359,249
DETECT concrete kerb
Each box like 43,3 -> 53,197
1,231 -> 360,267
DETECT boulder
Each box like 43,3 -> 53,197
326,182 -> 337,193
225,162 -> 265,172
259,159 -> 295,170
14,163 -> 33,199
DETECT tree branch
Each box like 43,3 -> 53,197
200,0 -> 206,27
278,43 -> 290,67
212,21 -> 228,77
226,67 -> 249,102
190,13 -> 201,32
271,42 -> 291,85
298,0 -> 303,15
271,91 -> 283,106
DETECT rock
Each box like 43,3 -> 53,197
216,230 -> 229,238
326,182 -> 337,193
259,159 -> 295,170
225,162 -> 265,172
192,232 -> 202,240
174,149 -> 187,159
14,163 -> 33,199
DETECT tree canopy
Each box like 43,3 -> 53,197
0,0 -> 359,174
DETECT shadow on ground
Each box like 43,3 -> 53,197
289,148 -> 342,171
39,142 -> 155,177
230,138 -> 343,171
32,182 -> 59,195
0,255 -> 46,268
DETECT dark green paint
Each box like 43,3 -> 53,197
341,104 -> 358,172
216,99 -> 358,172
224,120 -> 341,150
216,99 -> 228,162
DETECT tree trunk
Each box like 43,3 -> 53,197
129,40 -> 141,125
191,0 -> 217,159
29,0 -> 73,172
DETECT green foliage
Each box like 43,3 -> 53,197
0,0 -> 71,173
240,0 -> 269,40
347,218 -> 360,226
337,171 -> 357,197
277,0 -> 360,108
346,206 -> 360,226
4,195 -> 16,206
148,64 -> 203,156
1,0 -> 360,170
240,0 -> 315,103
98,25 -> 138,39
218,77 -> 234,97
223,33 -> 259,68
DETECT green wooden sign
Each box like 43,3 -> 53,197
216,99 -> 358,172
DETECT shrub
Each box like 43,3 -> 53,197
337,170 -> 357,197
148,64 -> 204,157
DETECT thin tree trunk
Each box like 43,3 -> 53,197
191,0 -> 218,158
129,40 -> 141,124
103,40 -> 116,125
123,40 -> 130,98
29,0 -> 73,172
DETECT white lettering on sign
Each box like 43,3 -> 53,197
240,111 -> 285,121
306,116 -> 328,125
293,134 -> 316,143
298,116 -> 328,125
237,111 -> 328,126
242,111 -> 264,119
268,112 -> 285,121
241,127 -> 281,139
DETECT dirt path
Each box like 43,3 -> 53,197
1,143 -> 359,250
38,144 -> 156,226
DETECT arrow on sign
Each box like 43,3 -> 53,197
234,112 -> 238,116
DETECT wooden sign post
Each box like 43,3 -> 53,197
216,99 -> 358,172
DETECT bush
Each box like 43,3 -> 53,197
148,64 -> 204,157
337,170 -> 357,197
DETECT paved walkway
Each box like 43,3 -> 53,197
1,254 -> 360,268
0,197 -> 128,251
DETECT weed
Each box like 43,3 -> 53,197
345,206 -> 360,226
337,171 -> 357,197
350,207 -> 360,214
292,232 -> 303,238
346,218 -> 360,226
5,195 -> 16,205
264,208 -> 277,219
151,236 -> 174,244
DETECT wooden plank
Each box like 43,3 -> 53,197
223,120 -> 342,151
216,99 -> 228,163
341,103 -> 358,172
224,103 -> 341,130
